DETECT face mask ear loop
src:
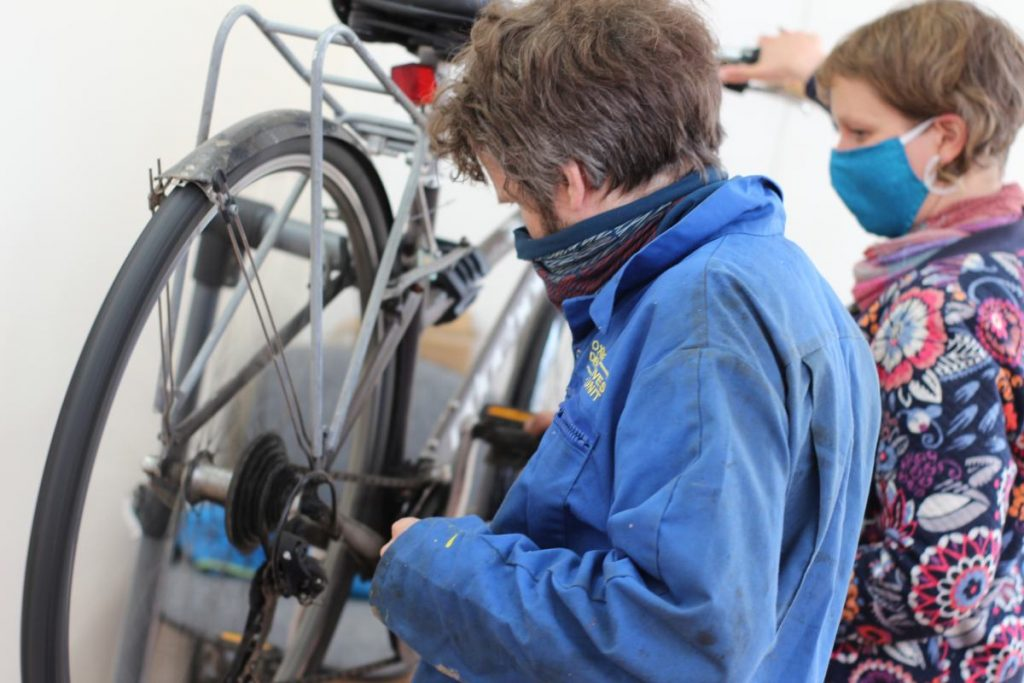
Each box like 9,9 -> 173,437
899,117 -> 937,145
901,118 -> 960,197
924,155 -> 961,197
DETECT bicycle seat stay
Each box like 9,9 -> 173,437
333,0 -> 488,57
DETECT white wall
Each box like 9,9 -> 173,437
2,1 -> 1023,679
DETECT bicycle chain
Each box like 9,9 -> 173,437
278,650 -> 406,683
163,611 -> 408,682
225,565 -> 279,682
326,469 -> 434,490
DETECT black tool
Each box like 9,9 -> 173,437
719,47 -> 761,93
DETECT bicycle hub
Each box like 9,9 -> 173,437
222,433 -> 305,552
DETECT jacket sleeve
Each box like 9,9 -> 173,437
370,347 -> 791,682
836,333 -> 1015,644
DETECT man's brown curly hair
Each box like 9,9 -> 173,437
428,0 -> 723,232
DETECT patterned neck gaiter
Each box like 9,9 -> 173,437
514,170 -> 726,308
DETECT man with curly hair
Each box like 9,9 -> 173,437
370,1 -> 880,680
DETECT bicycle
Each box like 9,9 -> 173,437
21,2 -> 571,681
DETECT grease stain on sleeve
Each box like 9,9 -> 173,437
436,664 -> 461,680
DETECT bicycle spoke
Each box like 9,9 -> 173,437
327,290 -> 424,465
174,176 -> 308,408
169,266 -> 350,447
214,179 -> 315,460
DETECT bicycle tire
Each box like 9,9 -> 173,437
509,298 -> 565,412
482,298 -> 569,518
22,123 -> 407,682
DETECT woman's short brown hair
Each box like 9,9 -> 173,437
817,0 -> 1024,182
428,0 -> 723,230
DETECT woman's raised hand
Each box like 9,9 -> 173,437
719,30 -> 825,94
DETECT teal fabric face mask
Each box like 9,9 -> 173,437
829,118 -> 938,238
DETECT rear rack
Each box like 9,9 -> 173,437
195,4 -> 428,149
160,5 -> 526,478
172,5 -> 438,465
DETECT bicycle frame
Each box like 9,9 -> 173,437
154,4 -> 547,498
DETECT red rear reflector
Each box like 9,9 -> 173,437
391,63 -> 437,106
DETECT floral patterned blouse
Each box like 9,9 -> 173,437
826,245 -> 1024,682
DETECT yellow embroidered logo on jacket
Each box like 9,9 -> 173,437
584,340 -> 610,401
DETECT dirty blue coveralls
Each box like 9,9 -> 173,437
371,176 -> 881,682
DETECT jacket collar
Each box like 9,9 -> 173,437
513,170 -> 725,262
561,176 -> 785,339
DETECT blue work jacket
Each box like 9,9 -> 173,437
371,176 -> 880,682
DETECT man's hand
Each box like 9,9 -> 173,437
380,517 -> 421,557
719,31 -> 824,94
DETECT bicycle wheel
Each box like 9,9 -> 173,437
475,297 -> 572,519
508,299 -> 572,415
22,112 -> 412,682
495,299 -> 572,508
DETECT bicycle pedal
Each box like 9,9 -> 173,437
473,405 -> 541,466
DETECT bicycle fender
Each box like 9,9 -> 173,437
160,109 -> 385,202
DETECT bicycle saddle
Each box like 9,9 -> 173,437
333,0 -> 488,58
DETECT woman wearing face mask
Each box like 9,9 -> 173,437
721,2 -> 1024,681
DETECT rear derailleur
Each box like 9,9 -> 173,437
200,433 -> 383,681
